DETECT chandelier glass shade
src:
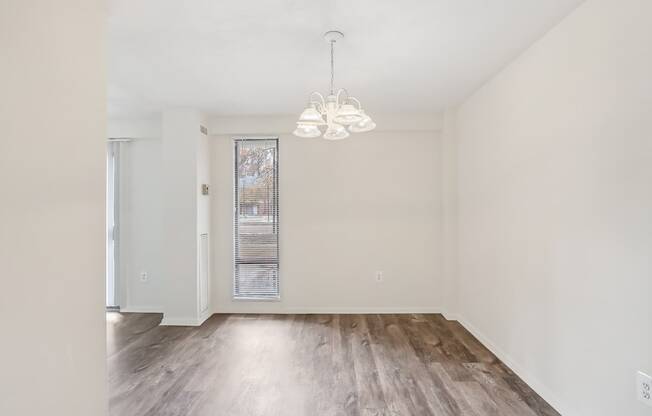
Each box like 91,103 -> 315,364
294,31 -> 375,139
323,123 -> 349,140
292,123 -> 322,138
348,110 -> 376,133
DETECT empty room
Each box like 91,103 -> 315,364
1,0 -> 651,415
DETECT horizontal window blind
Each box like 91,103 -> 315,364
233,138 -> 279,299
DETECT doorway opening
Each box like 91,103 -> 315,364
106,141 -> 120,309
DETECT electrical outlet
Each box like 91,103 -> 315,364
638,371 -> 652,406
375,271 -> 383,282
140,272 -> 148,283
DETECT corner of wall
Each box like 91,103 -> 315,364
440,107 -> 460,318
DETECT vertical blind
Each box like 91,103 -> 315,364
233,138 -> 279,299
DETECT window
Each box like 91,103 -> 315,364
233,138 -> 279,299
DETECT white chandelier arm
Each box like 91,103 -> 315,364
309,91 -> 326,113
335,88 -> 350,106
348,96 -> 362,110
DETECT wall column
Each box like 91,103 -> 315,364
160,109 -> 211,325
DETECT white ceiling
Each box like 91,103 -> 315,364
108,0 -> 583,118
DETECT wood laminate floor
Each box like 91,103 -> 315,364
108,313 -> 559,416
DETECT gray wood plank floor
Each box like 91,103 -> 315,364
107,313 -> 559,416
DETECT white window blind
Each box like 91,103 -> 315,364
233,138 -> 279,300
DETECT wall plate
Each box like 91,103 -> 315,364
637,371 -> 652,406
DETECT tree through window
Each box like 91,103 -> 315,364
233,138 -> 279,299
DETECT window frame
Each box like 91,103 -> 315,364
232,136 -> 280,301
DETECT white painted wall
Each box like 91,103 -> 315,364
440,109 -> 459,316
0,1 -> 106,415
107,114 -> 211,322
452,1 -> 652,415
209,117 -> 444,313
108,118 -> 161,140
109,114 -> 444,316
206,113 -> 443,136
160,109 -> 211,325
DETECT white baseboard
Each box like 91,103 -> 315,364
198,309 -> 212,325
160,316 -> 201,326
286,307 -> 445,314
119,305 -> 164,313
127,307 -> 448,324
212,306 -> 445,315
160,310 -> 213,327
454,314 -> 576,416
441,311 -> 460,321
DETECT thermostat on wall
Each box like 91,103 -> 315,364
201,184 -> 209,195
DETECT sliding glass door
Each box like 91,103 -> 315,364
106,141 -> 120,308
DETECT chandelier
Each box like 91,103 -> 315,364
293,31 -> 376,140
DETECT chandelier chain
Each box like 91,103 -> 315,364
330,40 -> 335,95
